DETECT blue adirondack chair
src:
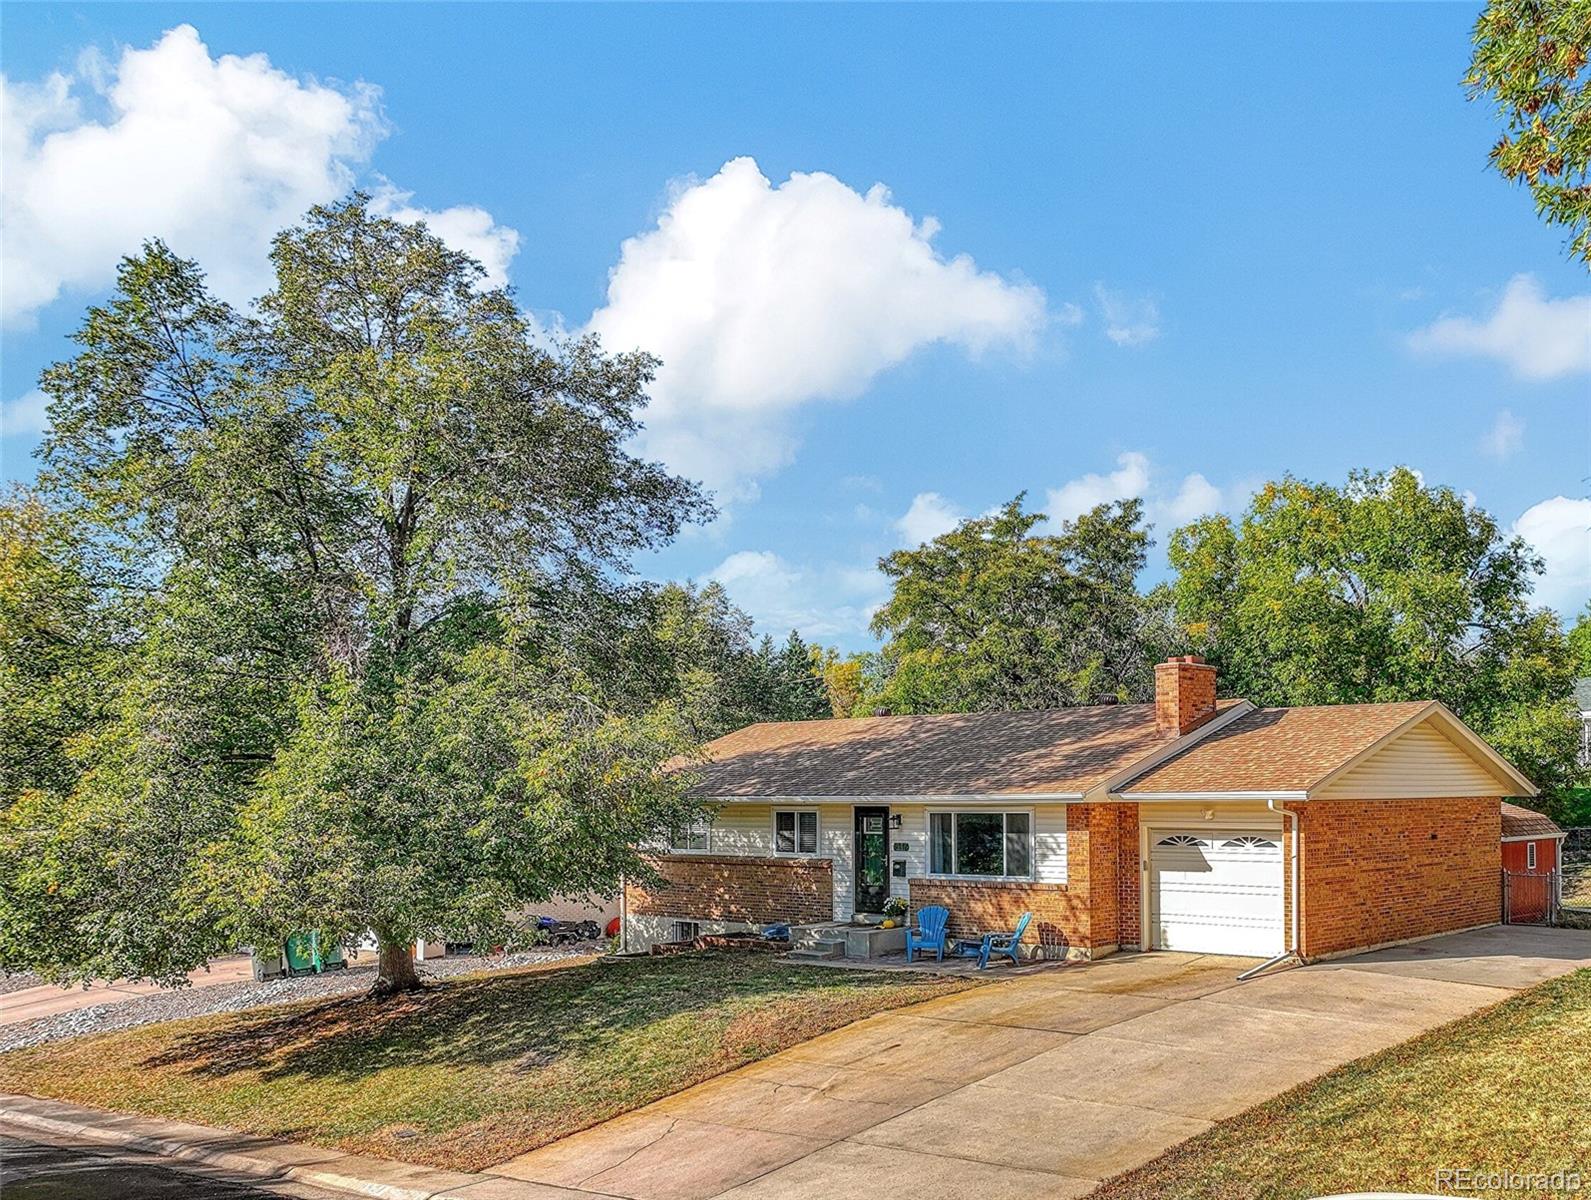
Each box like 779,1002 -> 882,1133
905,905 -> 950,963
956,911 -> 1034,969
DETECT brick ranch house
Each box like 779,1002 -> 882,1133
622,657 -> 1543,963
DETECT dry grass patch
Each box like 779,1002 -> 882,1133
0,951 -> 975,1172
1089,968 -> 1591,1200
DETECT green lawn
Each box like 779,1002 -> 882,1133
0,952 -> 975,1172
1089,968 -> 1591,1200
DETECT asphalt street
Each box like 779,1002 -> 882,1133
0,1124 -> 348,1200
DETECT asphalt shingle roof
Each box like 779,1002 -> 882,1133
1501,801 -> 1563,840
1119,702 -> 1433,794
685,703 -> 1231,797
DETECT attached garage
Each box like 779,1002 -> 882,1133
1146,829 -> 1285,957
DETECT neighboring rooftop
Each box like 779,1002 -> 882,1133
1501,801 -> 1563,840
1574,678 -> 1591,712
684,702 -> 1240,797
1118,701 -> 1434,795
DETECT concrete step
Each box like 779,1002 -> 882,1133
787,940 -> 846,961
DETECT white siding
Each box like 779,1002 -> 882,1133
706,804 -> 775,854
693,799 -> 1073,917
904,802 -> 1069,884
1035,805 -> 1068,884
1316,720 -> 1507,799
820,805 -> 854,920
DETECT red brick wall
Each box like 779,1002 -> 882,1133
1154,657 -> 1218,737
907,878 -> 1088,957
626,855 -> 833,925
1114,804 -> 1142,950
1290,797 -> 1500,959
908,801 -> 1140,958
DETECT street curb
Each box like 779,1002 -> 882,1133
0,1092 -> 489,1200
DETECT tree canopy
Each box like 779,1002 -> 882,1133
1569,601 -> 1591,677
863,496 -> 1155,714
1468,0 -> 1591,264
2,198 -> 716,992
1165,467 -> 1582,805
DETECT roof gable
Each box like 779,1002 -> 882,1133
1120,701 -> 1536,798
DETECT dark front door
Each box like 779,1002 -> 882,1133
854,806 -> 890,914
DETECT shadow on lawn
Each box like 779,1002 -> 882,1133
138,953 -> 927,1085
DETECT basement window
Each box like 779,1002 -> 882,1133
928,811 -> 1033,879
775,810 -> 819,855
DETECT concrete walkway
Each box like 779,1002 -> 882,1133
0,956 -> 255,1028
492,926 -> 1591,1200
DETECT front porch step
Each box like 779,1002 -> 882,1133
787,940 -> 846,961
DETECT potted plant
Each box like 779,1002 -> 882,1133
881,897 -> 909,928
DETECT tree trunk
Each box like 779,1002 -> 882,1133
370,936 -> 423,998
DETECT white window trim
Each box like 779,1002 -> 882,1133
772,808 -> 822,857
925,808 -> 1036,881
1527,842 -> 1537,870
668,818 -> 712,854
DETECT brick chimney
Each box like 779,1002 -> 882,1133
1155,656 -> 1218,738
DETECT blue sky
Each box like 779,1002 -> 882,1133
4,3 -> 1588,649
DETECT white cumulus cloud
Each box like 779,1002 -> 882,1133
1045,451 -> 1226,531
1045,452 -> 1153,523
707,548 -> 887,643
586,157 -> 1048,501
1093,284 -> 1161,348
1,25 -> 519,324
1408,275 -> 1591,380
1,389 -> 51,438
1514,496 -> 1591,616
1480,408 -> 1525,460
895,492 -> 965,546
368,181 -> 519,290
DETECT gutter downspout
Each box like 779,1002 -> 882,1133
1237,799 -> 1301,981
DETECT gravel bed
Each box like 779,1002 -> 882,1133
0,945 -> 602,1053
0,973 -> 43,996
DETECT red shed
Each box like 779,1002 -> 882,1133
1501,802 -> 1565,922
1501,802 -> 1564,874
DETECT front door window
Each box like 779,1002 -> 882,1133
854,806 -> 890,914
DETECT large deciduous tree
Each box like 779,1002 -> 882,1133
1467,0 -> 1591,263
4,197 -> 712,994
1165,467 -> 1583,812
598,581 -> 830,738
865,496 -> 1154,714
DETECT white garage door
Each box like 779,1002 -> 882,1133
1148,830 -> 1284,957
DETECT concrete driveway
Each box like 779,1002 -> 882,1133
490,926 -> 1591,1200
